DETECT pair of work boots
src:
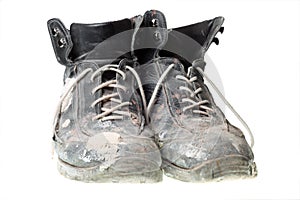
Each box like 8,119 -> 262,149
48,10 -> 257,183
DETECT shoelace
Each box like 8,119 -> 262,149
53,63 -> 148,143
147,64 -> 254,148
90,64 -> 148,122
175,72 -> 213,116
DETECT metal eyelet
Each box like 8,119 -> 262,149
58,38 -> 66,48
153,31 -> 161,41
52,27 -> 59,37
151,18 -> 159,27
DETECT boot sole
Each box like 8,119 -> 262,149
162,155 -> 257,182
57,158 -> 163,183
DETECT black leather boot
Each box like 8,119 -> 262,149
47,17 -> 162,183
135,12 -> 257,182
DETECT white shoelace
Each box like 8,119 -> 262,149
176,74 -> 213,116
53,62 -> 254,148
54,63 -> 148,133
147,64 -> 254,148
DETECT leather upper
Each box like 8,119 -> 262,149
161,17 -> 224,70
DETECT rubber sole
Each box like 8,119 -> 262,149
162,155 -> 257,182
57,159 -> 163,183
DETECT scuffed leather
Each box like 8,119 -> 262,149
54,60 -> 161,169
49,17 -> 162,172
140,58 -> 253,169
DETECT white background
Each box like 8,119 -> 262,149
0,0 -> 299,199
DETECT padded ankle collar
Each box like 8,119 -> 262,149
69,19 -> 133,60
160,17 -> 224,68
174,16 -> 224,51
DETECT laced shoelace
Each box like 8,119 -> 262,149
147,64 -> 254,148
53,63 -> 148,142
90,64 -> 148,122
175,72 -> 213,116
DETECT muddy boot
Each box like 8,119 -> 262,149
47,17 -> 162,183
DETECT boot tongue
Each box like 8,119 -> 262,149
161,17 -> 224,68
134,10 -> 168,64
69,18 -> 133,61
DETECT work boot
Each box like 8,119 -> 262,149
136,12 -> 257,182
47,17 -> 162,183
